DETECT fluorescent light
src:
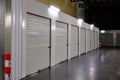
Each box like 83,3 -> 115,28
78,18 -> 83,26
100,30 -> 106,34
78,18 -> 83,23
50,5 -> 60,12
90,24 -> 94,30
48,8 -> 59,18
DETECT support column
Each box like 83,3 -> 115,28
11,0 -> 23,80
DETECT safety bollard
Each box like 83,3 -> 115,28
4,52 -> 11,80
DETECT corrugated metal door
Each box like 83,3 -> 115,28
80,28 -> 86,54
101,33 -> 113,46
94,31 -> 96,49
71,25 -> 79,58
0,0 -> 5,79
97,32 -> 99,48
116,33 -> 120,46
86,30 -> 91,52
55,21 -> 68,64
91,31 -> 95,50
26,13 -> 50,75
94,32 -> 96,49
95,32 -> 98,49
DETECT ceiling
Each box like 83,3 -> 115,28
82,0 -> 120,30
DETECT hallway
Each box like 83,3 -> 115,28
22,47 -> 120,80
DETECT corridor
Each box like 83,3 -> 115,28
22,47 -> 120,80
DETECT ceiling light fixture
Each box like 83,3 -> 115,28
50,5 -> 60,12
90,24 -> 94,30
100,30 -> 106,34
78,18 -> 83,26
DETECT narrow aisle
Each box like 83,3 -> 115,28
22,48 -> 120,80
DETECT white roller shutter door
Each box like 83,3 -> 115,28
95,32 -> 98,49
80,28 -> 86,54
55,21 -> 68,64
91,31 -> 95,50
94,32 -> 96,49
96,32 -> 99,48
86,30 -> 91,52
25,13 -> 50,75
71,25 -> 79,58
93,31 -> 95,50
0,0 -> 6,79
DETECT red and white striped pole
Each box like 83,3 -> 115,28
4,52 -> 11,80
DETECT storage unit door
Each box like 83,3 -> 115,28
116,33 -> 120,46
71,25 -> 79,58
26,13 -> 50,75
86,30 -> 91,52
55,22 -> 68,64
0,0 -> 5,79
80,28 -> 86,54
94,31 -> 96,49
94,32 -> 96,49
91,31 -> 95,50
95,32 -> 98,48
101,33 -> 113,46
96,32 -> 99,48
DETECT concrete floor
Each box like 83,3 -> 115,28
22,47 -> 120,80
0,55 -> 4,80
0,56 -> 2,80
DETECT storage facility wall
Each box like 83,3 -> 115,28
71,25 -> 79,58
101,33 -> 113,46
100,30 -> 120,47
11,0 -> 99,79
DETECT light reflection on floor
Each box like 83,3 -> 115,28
22,47 -> 120,80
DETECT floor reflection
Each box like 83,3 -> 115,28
22,47 -> 120,80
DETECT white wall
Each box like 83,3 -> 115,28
11,0 -> 99,80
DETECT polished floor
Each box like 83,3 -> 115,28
22,47 -> 120,80
0,55 -> 3,80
